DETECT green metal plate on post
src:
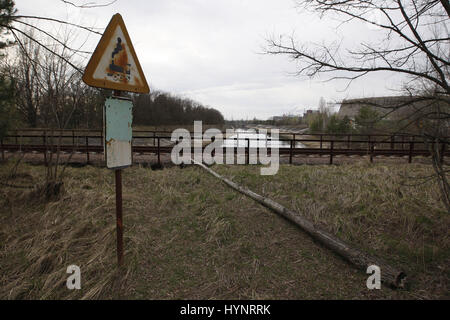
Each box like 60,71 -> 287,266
104,97 -> 133,169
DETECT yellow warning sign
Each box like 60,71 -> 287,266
82,13 -> 149,93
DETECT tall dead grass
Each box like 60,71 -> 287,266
0,163 -> 137,299
214,161 -> 449,297
1,160 -> 448,299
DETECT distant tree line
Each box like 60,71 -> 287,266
132,91 -> 224,126
0,31 -> 224,132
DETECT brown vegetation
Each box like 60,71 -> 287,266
0,161 -> 448,299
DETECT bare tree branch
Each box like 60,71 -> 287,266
11,15 -> 103,35
61,0 -> 117,9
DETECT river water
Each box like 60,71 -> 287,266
221,129 -> 305,148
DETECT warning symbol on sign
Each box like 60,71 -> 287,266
82,13 -> 149,93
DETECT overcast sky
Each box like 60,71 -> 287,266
15,0 -> 408,120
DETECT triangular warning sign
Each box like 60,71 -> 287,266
82,13 -> 149,93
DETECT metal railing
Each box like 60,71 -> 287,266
1,129 -> 448,166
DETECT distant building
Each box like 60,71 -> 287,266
337,95 -> 450,133
303,109 -> 319,118
338,96 -> 430,120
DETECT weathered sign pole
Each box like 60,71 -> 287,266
114,90 -> 124,267
82,14 -> 150,267
115,165 -> 124,266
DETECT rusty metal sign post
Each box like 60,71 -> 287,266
104,91 -> 133,267
82,13 -> 150,267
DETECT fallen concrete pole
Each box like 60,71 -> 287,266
193,160 -> 407,289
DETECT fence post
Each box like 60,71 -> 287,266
1,138 -> 4,161
157,137 -> 161,166
408,141 -> 414,163
43,132 -> 47,166
72,130 -> 75,146
289,139 -> 293,164
329,140 -> 334,165
19,131 -> 23,153
370,142 -> 374,163
246,138 -> 250,165
440,141 -> 446,164
233,136 -> 239,164
391,136 -> 394,150
320,134 -> 323,150
86,135 -> 90,163
347,134 -> 350,149
178,138 -> 183,164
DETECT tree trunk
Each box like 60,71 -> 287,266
193,160 -> 407,289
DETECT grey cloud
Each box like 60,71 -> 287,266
16,0 -> 409,119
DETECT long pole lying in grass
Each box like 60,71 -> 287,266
192,160 -> 407,289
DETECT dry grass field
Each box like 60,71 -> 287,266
0,160 -> 448,299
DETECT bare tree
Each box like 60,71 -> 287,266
2,32 -> 42,127
0,0 -> 114,197
0,1 -> 116,198
0,0 -> 116,130
265,0 -> 450,211
2,28 -> 101,128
